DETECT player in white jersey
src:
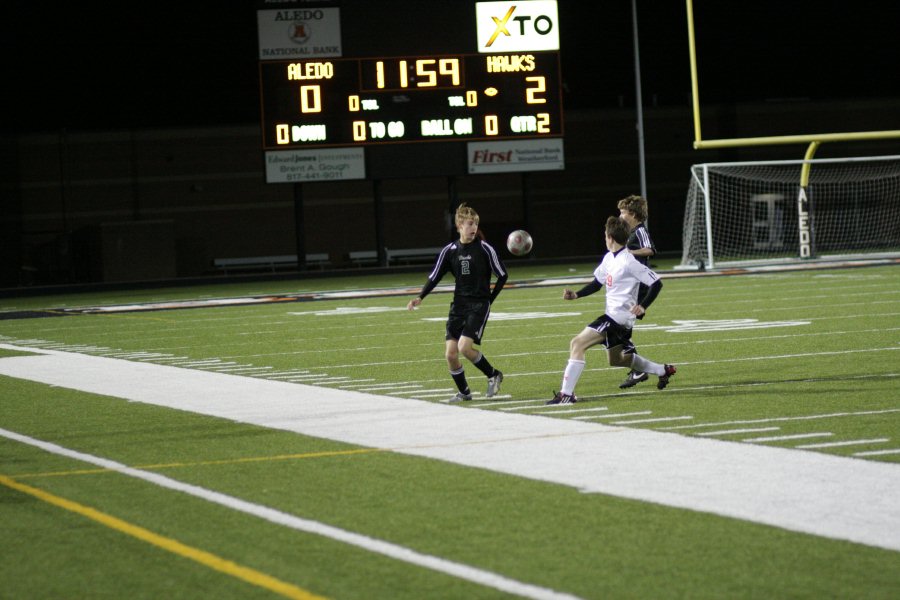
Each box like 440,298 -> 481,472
547,217 -> 676,405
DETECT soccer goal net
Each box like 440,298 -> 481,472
679,155 -> 900,269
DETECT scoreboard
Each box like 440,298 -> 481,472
259,51 -> 563,149
257,1 -> 564,180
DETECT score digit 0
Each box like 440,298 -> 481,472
485,115 -> 499,136
353,121 -> 367,141
300,85 -> 322,113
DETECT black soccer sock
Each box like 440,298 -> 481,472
472,352 -> 497,378
450,367 -> 470,394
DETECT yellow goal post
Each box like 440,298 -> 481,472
681,1 -> 900,270
685,0 -> 900,154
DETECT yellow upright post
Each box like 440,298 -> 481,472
686,0 -> 703,145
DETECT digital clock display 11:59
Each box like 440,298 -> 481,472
258,52 -> 563,149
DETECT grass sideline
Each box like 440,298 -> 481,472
1,262 -> 899,599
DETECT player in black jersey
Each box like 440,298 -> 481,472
407,203 -> 508,402
617,195 -> 657,389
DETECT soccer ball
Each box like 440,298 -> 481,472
506,229 -> 533,256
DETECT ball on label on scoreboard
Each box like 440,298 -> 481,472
506,229 -> 533,256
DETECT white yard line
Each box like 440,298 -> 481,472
574,411 -> 652,421
660,409 -> 900,430
0,427 -> 579,600
743,433 -> 833,443
855,449 -> 900,457
1,344 -> 899,554
796,438 -> 890,449
696,427 -> 781,437
609,415 -> 694,425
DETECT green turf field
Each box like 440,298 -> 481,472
1,262 -> 899,599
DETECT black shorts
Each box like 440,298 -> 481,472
586,314 -> 636,353
445,299 -> 490,345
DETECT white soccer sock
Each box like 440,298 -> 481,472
561,359 -> 585,395
630,354 -> 665,376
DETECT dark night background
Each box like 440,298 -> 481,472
1,1 -> 898,289
4,1 -> 899,132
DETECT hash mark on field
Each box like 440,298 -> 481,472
660,408 -> 900,430
216,366 -> 274,373
469,395 -> 512,405
743,433 -> 833,443
264,371 -> 313,379
174,359 -> 234,367
336,380 -> 383,389
494,399 -> 551,409
696,427 -> 781,436
354,384 -> 423,392
105,352 -> 169,359
412,390 -> 458,398
313,377 -> 353,384
795,438 -> 890,449
611,415 -> 693,425
575,411 -> 652,420
854,448 -> 900,457
532,407 -> 609,416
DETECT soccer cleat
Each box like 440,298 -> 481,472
443,391 -> 473,403
619,369 -> 649,389
657,364 -> 677,390
546,391 -> 577,405
486,371 -> 504,398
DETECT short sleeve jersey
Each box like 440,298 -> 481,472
593,248 -> 660,328
426,239 -> 506,301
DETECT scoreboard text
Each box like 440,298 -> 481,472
259,52 -> 563,149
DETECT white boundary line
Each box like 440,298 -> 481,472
0,427 -> 581,600
1,345 -> 899,554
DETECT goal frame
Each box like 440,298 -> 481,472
679,154 -> 900,270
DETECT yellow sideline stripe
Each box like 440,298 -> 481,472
0,474 -> 327,600
17,431 -> 628,481
15,447 -> 383,480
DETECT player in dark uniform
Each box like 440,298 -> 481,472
407,203 -> 508,402
617,195 -> 657,389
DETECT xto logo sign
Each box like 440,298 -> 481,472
476,1 -> 559,53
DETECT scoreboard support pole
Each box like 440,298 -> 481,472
447,177 -> 459,243
522,172 -> 533,239
521,173 -> 536,260
373,180 -> 388,267
293,183 -> 307,271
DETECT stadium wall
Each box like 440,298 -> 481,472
1,98 -> 898,287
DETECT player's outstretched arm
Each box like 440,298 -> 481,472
566,278 -> 603,301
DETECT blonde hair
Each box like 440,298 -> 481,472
617,194 -> 648,222
455,202 -> 480,227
